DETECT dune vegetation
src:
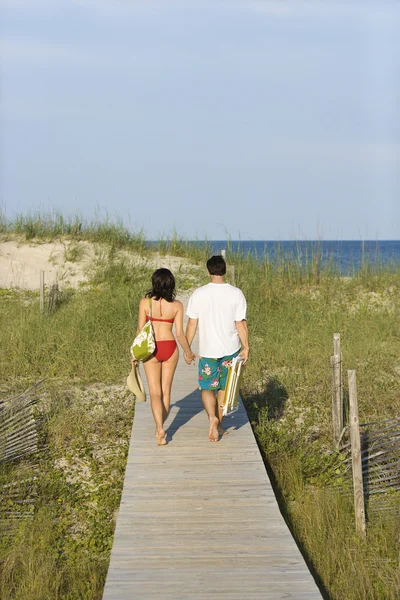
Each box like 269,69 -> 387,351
0,213 -> 399,599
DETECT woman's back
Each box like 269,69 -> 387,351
145,297 -> 181,341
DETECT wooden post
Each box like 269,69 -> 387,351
334,333 -> 343,434
331,333 -> 343,444
220,249 -> 235,285
230,265 -> 236,286
330,354 -> 339,443
348,369 -> 366,536
48,282 -> 59,314
40,271 -> 45,315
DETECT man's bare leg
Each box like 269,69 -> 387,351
217,389 -> 228,435
201,390 -> 219,442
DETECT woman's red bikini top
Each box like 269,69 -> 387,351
146,315 -> 174,323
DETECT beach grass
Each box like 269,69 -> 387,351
0,383 -> 134,600
236,252 -> 400,599
0,211 -> 214,264
0,218 -> 399,599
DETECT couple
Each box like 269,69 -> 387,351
135,255 -> 249,446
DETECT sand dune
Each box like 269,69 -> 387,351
0,238 -> 200,290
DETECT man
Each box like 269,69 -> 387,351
185,255 -> 249,442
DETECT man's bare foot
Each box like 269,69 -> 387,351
156,428 -> 167,446
209,417 -> 219,443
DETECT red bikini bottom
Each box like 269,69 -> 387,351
153,340 -> 177,362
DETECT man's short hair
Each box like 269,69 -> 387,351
207,255 -> 226,276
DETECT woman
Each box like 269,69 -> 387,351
135,268 -> 195,446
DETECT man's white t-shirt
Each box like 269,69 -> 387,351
186,283 -> 247,358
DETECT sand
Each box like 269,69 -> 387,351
0,240 -> 95,290
0,238 -> 201,290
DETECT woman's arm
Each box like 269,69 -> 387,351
131,298 -> 148,363
136,298 -> 148,334
175,302 -> 196,362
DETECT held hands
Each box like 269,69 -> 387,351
184,350 -> 196,365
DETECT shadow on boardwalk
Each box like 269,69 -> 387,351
166,389 -> 248,442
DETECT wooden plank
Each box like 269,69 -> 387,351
348,370 -> 366,536
103,318 -> 323,599
331,333 -> 343,444
333,333 -> 343,434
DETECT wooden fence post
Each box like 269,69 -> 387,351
40,271 -> 45,315
220,249 -> 235,285
48,281 -> 59,314
230,265 -> 236,286
348,369 -> 366,536
330,333 -> 343,445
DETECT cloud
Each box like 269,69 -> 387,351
1,38 -> 75,63
266,138 -> 400,171
243,0 -> 399,23
1,0 -> 57,12
1,0 -> 162,19
244,0 -> 295,15
69,0 -> 180,18
0,37 -> 97,67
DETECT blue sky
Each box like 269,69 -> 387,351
1,0 -> 399,240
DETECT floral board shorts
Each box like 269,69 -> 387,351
198,350 -> 240,391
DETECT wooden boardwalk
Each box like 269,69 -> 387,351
103,336 -> 323,599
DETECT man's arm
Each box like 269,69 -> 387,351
185,317 -> 198,347
235,319 -> 249,364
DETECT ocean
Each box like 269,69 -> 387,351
182,240 -> 400,274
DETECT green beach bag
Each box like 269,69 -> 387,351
130,299 -> 156,361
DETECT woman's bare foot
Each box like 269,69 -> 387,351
218,425 -> 228,436
156,428 -> 167,446
209,417 -> 219,443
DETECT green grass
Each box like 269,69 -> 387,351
155,228 -> 213,263
237,253 -> 400,599
1,220 -> 400,599
1,383 -> 134,600
0,210 -> 147,253
0,274 -> 149,384
0,211 -> 214,265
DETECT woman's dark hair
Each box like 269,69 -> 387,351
145,268 -> 176,302
206,255 -> 226,276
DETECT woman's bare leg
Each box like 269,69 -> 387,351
160,347 -> 179,422
143,358 -> 166,445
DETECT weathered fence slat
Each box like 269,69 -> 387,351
348,370 -> 366,536
48,281 -> 59,314
331,333 -> 343,444
0,382 -> 44,463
